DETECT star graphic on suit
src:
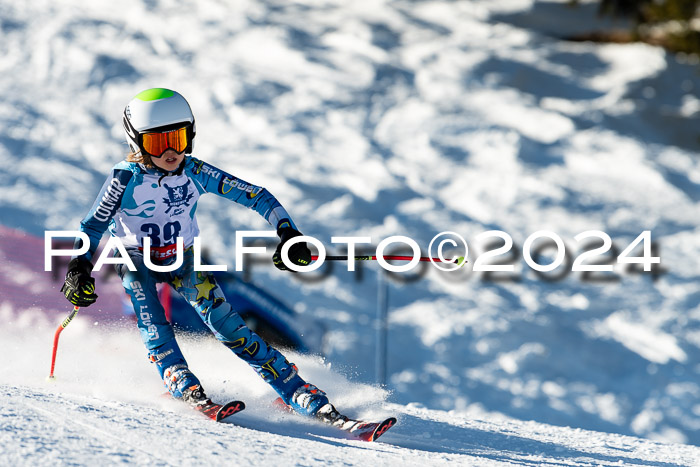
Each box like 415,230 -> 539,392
172,276 -> 183,289
195,275 -> 216,301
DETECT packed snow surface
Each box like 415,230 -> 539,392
2,0 -> 700,462
3,323 -> 700,466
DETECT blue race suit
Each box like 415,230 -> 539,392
76,156 -> 308,403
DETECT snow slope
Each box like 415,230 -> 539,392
2,0 -> 700,456
3,323 -> 700,466
8,384 -> 700,466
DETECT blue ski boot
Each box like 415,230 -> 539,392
288,383 -> 330,417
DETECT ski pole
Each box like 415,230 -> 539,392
48,306 -> 80,380
311,255 -> 466,264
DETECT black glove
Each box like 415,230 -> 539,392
273,226 -> 312,271
61,257 -> 98,307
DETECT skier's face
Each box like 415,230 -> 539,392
151,149 -> 184,172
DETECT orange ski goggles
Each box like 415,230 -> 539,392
142,126 -> 189,157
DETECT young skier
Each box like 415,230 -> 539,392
60,88 -> 337,421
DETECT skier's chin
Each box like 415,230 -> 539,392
154,151 -> 184,171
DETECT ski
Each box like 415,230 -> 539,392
162,388 -> 246,422
330,415 -> 397,442
272,397 -> 396,442
194,399 -> 246,422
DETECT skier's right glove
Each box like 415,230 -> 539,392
273,226 -> 312,271
61,257 -> 98,307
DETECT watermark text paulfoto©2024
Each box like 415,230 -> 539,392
44,230 -> 661,276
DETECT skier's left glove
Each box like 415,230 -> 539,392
61,257 -> 98,307
273,226 -> 312,271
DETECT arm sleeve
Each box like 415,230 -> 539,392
186,157 -> 297,231
75,166 -> 134,261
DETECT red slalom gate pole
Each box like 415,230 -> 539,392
48,306 -> 80,380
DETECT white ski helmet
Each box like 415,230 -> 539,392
122,88 -> 196,156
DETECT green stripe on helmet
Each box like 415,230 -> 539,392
134,88 -> 175,101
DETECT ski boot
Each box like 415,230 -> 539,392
277,385 -> 397,441
182,384 -> 212,407
289,383 -> 330,417
315,402 -> 350,428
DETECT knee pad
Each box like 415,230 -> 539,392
205,301 -> 247,338
222,324 -> 267,362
